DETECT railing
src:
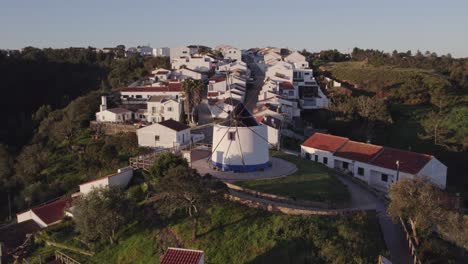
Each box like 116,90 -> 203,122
399,217 -> 423,264
55,250 -> 81,264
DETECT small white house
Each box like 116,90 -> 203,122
222,47 -> 242,61
284,51 -> 309,69
78,167 -> 133,195
146,96 -> 183,123
137,119 -> 190,149
256,115 -> 282,148
170,45 -> 192,60
120,82 -> 183,102
171,55 -> 215,72
172,68 -> 206,80
17,197 -> 73,228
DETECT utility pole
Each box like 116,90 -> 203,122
395,160 -> 400,182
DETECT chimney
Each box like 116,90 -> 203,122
100,96 -> 107,112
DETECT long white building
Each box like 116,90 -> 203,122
301,133 -> 447,191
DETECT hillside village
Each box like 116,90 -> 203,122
0,44 -> 466,264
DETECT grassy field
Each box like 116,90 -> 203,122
320,61 -> 450,93
236,153 -> 350,205
28,202 -> 387,264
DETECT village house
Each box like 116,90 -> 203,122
78,167 -> 133,195
222,47 -> 242,61
169,45 -> 192,60
120,81 -> 183,102
207,98 -> 240,119
171,55 -> 216,72
145,95 -> 183,123
171,68 -> 206,80
160,248 -> 205,264
153,47 -> 170,57
256,115 -> 282,148
136,119 -> 191,149
16,198 -> 73,229
301,133 -> 447,191
95,96 -> 133,123
284,50 -> 309,69
150,68 -> 171,82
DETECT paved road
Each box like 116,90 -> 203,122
244,56 -> 265,111
335,175 -> 412,264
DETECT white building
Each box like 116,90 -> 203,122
211,104 -> 270,172
284,51 -> 309,69
301,133 -> 448,191
154,47 -> 170,57
146,96 -> 183,123
79,167 -> 133,195
137,46 -> 153,56
222,47 -> 242,61
150,68 -> 171,82
207,98 -> 240,119
120,81 -> 183,102
170,45 -> 192,60
256,115 -> 282,148
171,68 -> 206,80
95,96 -> 133,123
171,55 -> 215,72
16,197 -> 73,228
137,119 -> 190,149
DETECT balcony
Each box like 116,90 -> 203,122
300,99 -> 317,109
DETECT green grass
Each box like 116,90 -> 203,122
321,61 -> 449,93
37,202 -> 386,264
236,153 -> 350,205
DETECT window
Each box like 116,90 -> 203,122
314,155 -> 318,162
288,91 -> 294,96
323,157 -> 328,164
228,131 -> 236,141
357,167 -> 364,176
208,84 -> 214,91
381,174 -> 388,182
305,153 -> 310,160
152,107 -> 156,113
182,51 -> 188,54
136,95 -> 142,99
342,162 -> 349,169
304,72 -> 310,75
155,135 -> 160,141
167,107 -> 173,112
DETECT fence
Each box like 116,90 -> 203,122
399,217 -> 423,264
55,250 -> 81,264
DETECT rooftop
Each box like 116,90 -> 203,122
31,197 -> 73,225
335,141 -> 383,163
121,82 -> 182,93
107,108 -> 132,114
302,133 -> 349,152
371,147 -> 432,174
159,119 -> 190,132
160,248 -> 204,264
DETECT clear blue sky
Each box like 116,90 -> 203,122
1,0 -> 467,57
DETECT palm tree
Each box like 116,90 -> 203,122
182,78 -> 205,124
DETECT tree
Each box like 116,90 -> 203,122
182,78 -> 205,124
72,188 -> 135,245
144,152 -> 188,191
157,165 -> 226,239
421,111 -> 449,146
388,178 -> 446,245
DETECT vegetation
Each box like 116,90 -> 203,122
315,52 -> 468,202
388,178 -> 468,262
182,78 -> 205,123
236,153 -> 350,204
73,188 -> 136,246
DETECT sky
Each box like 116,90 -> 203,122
1,0 -> 467,57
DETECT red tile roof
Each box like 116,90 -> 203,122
156,70 -> 169,74
31,197 -> 72,225
207,91 -> 219,97
370,147 -> 432,174
335,141 -> 383,163
302,133 -> 348,152
161,248 -> 204,264
121,82 -> 182,92
279,82 -> 294,90
209,77 -> 226,83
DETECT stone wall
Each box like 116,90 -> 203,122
90,121 -> 136,135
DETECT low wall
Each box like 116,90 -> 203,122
225,194 -> 370,216
225,182 -> 331,209
90,121 -> 136,135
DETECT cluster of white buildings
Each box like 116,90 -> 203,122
301,133 -> 447,192
253,48 -> 330,123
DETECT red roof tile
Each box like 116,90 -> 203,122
279,82 -> 294,90
31,197 -> 72,225
302,133 -> 348,152
121,82 -> 182,92
335,141 -> 383,163
370,147 -> 432,174
161,248 -> 204,264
